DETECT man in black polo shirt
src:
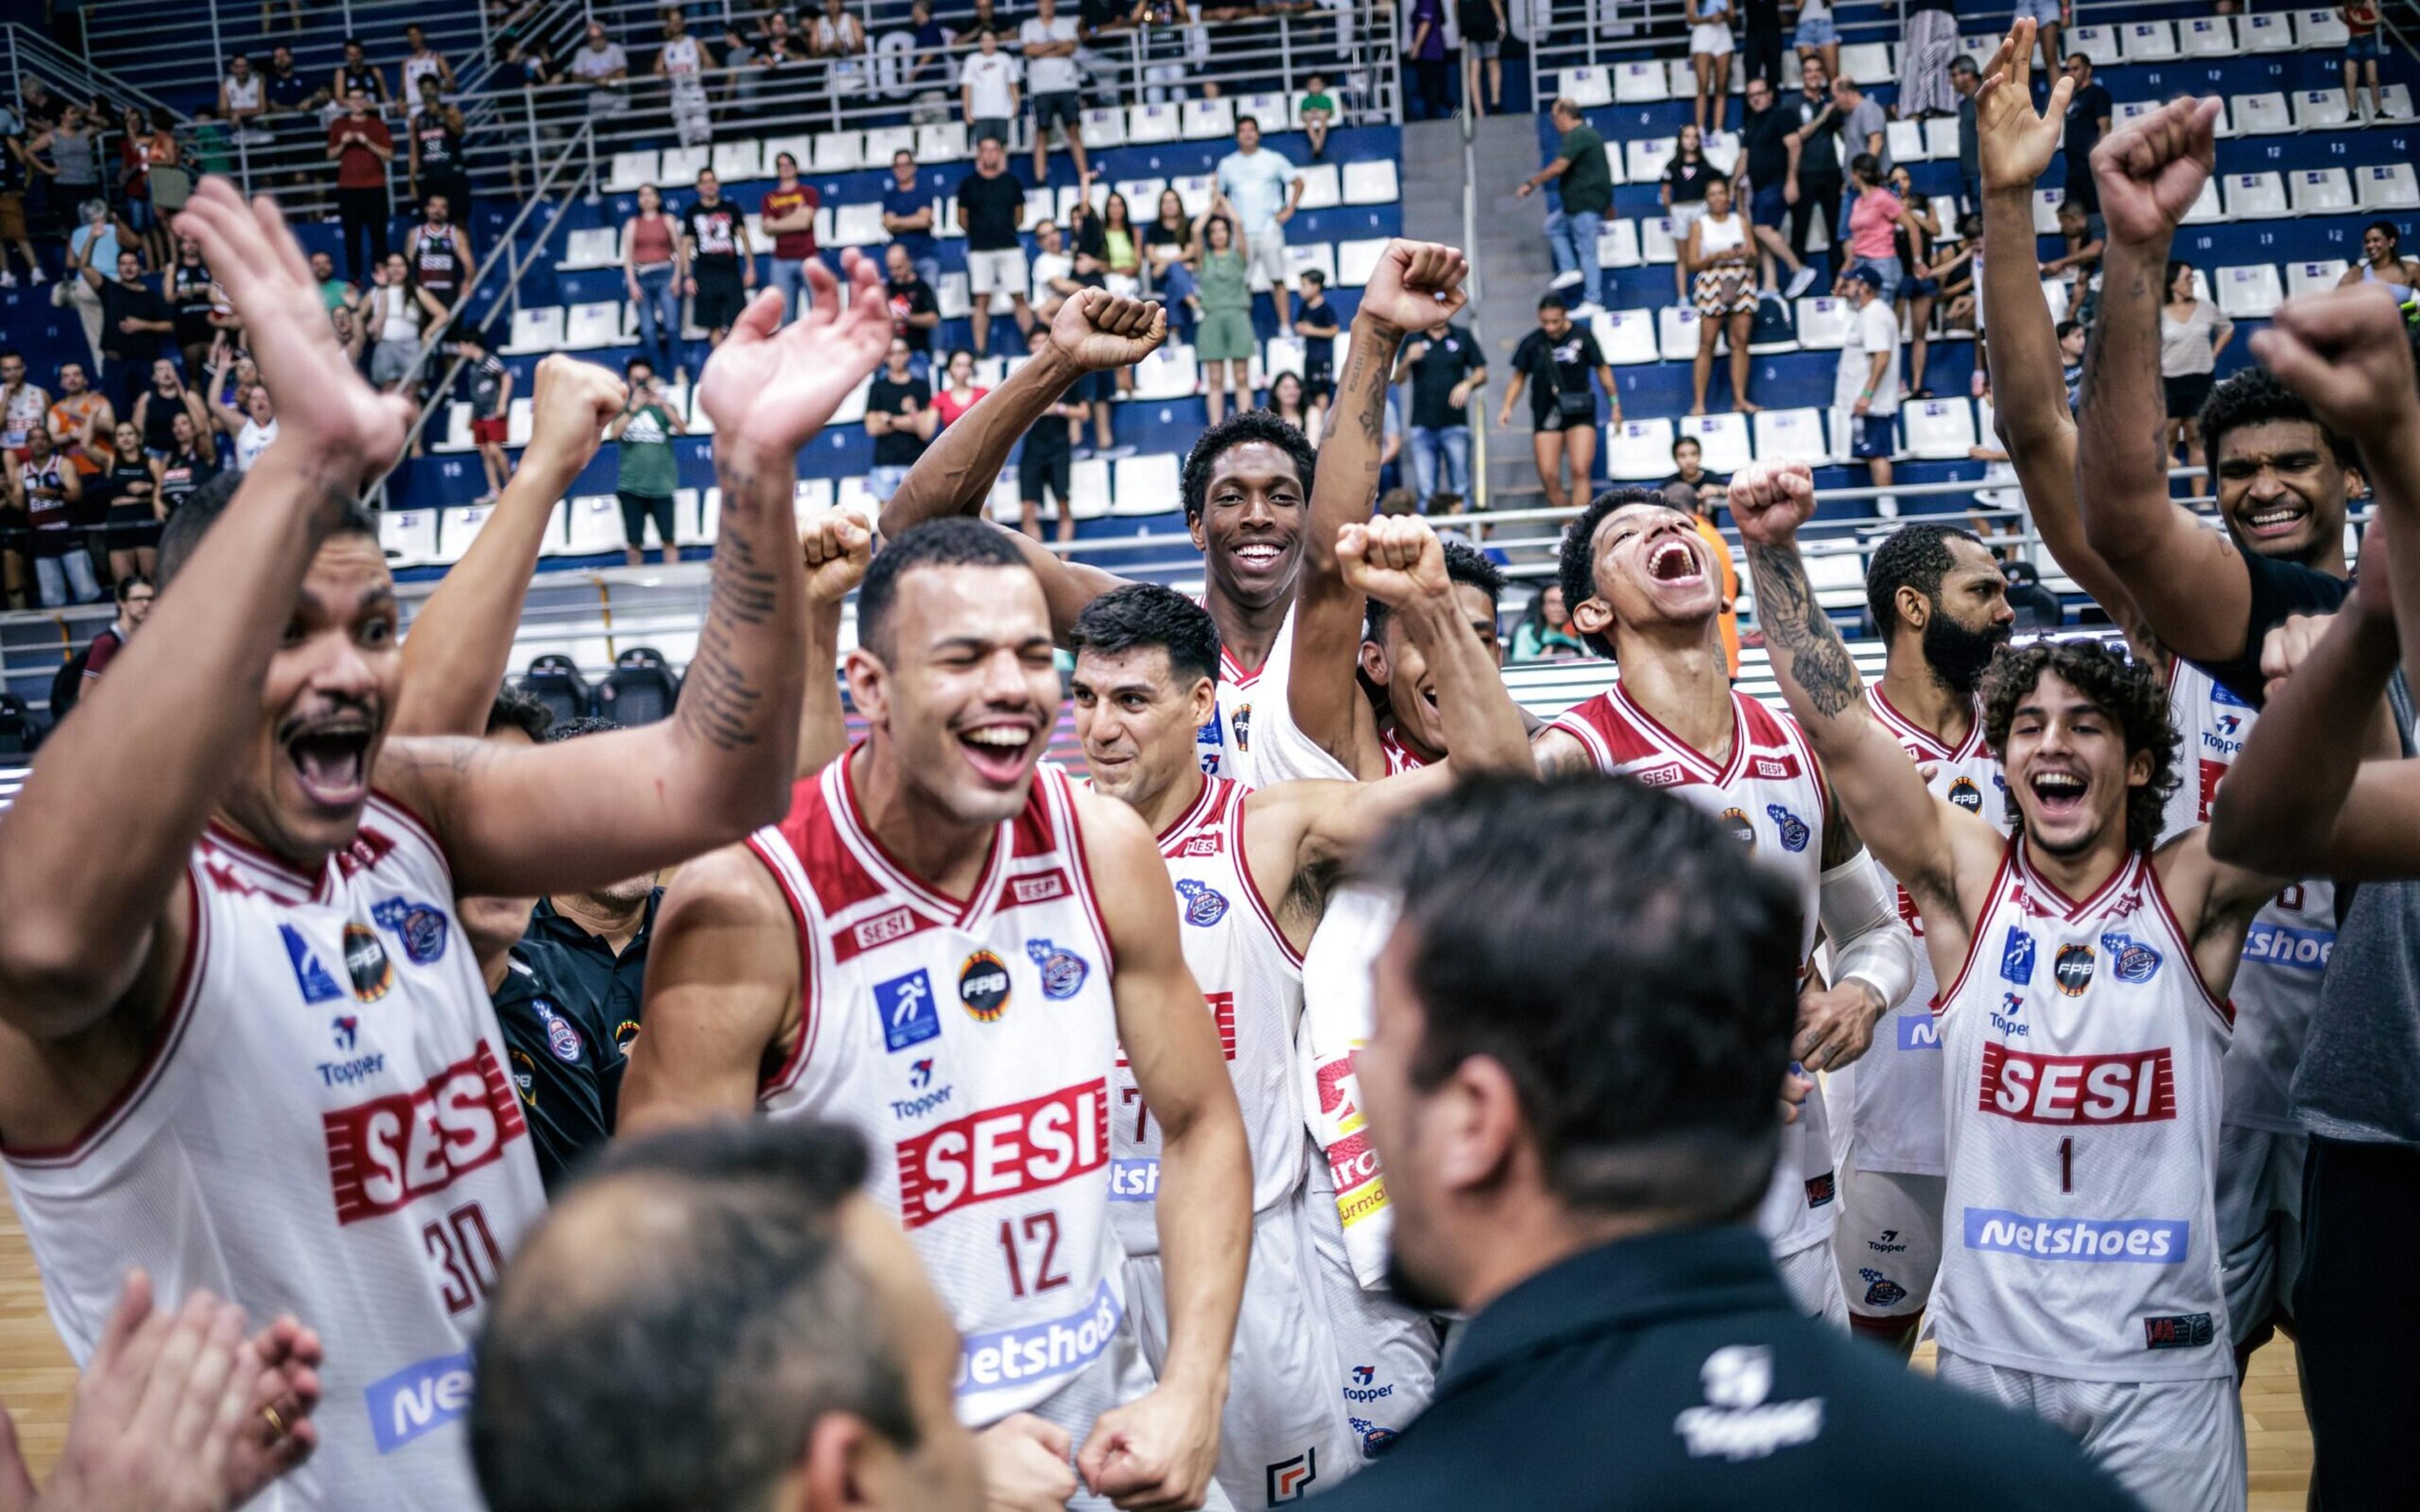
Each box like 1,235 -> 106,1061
1309,778 -> 2136,1511
1393,320 -> 1485,506
78,251 -> 171,426
1739,74 -> 1817,297
2060,52 -> 2113,217
1782,55 -> 1845,290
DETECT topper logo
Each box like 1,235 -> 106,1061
894,1080 -> 1108,1227
1978,1044 -> 2177,1125
323,1045 -> 527,1224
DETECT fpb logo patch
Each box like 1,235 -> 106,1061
959,951 -> 1011,1022
343,922 -> 393,1003
1947,776 -> 1984,812
1026,939 -> 1090,999
1719,806 -> 1757,848
1175,878 -> 1229,927
1858,1268 -> 1907,1309
1765,803 -> 1810,852
2054,942 -> 2095,997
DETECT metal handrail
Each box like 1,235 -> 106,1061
2,22 -> 182,122
1526,0 -> 1905,117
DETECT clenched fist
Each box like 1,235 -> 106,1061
1051,288 -> 1170,371
1356,241 -> 1472,335
1727,461 -> 1820,547
1336,513 -> 1451,610
800,508 -> 874,605
524,354 -> 629,472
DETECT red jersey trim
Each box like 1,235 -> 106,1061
366,784 -> 446,870
2014,843 -> 2140,924
1156,774 -> 1224,848
1219,646 -> 1264,689
1869,688 -> 1988,765
199,821 -> 330,907
2141,854 -> 2237,1035
1931,843 -> 2017,1016
832,747 -> 1011,928
1049,769 -> 1119,984
1224,783 -> 1307,970
4,866 -> 210,1167
1611,681 -> 1744,787
745,830 -> 824,1101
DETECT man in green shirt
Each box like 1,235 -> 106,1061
1516,96 -> 1613,314
608,355 -> 684,564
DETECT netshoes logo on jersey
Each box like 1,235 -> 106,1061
1108,1157 -> 1158,1202
364,1350 -> 474,1455
954,1276 -> 1122,1397
1978,1044 -> 2177,1125
2244,919 -> 2333,973
894,1079 -> 1108,1227
322,1043 -> 529,1224
1962,1208 -> 2187,1263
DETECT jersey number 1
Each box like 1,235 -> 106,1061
2058,1137 -> 2074,1195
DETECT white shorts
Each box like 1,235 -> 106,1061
1023,1298 -> 1235,1511
1122,1176 -> 1436,1507
1934,1350 -> 2245,1512
2216,1122 -> 2306,1344
1773,1237 -> 1849,1329
1691,21 -> 1736,57
1245,224 -> 1290,294
968,246 -> 1031,298
1835,1153 -> 1944,1320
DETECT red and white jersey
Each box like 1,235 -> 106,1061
1200,638 -> 1266,788
1929,843 -> 2233,1382
748,757 -> 1126,1426
1376,725 -> 1428,774
2160,660 -> 2329,1135
1110,777 -> 1304,1256
1545,684 -> 1838,1256
1857,689 -> 2010,1176
4,798 -> 543,1512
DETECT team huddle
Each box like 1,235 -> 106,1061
0,20 -> 2396,1512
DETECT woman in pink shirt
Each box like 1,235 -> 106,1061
1838,152 -> 1915,304
932,348 -> 989,428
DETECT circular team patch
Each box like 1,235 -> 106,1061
1719,806 -> 1757,849
1948,776 -> 1983,813
343,922 -> 393,1002
2054,942 -> 2095,997
959,951 -> 1011,1022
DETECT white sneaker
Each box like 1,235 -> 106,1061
0,272 -> 14,289
1549,270 -> 1584,291
1570,301 -> 1605,319
27,268 -> 43,285
1785,265 -> 1819,298
1876,493 -> 1899,518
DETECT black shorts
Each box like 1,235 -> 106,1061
1533,399 -> 1597,433
694,265 -> 747,331
2164,372 -> 2214,422
618,491 -> 676,549
1020,447 -> 1071,508
1034,91 -> 1081,132
1304,361 -> 1334,405
103,505 -> 159,553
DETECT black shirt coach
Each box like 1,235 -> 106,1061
522,888 -> 662,1123
1308,1226 -> 2139,1511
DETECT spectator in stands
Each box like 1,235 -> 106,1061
1293,268 -> 1338,421
957,0 -> 1014,44
879,243 -> 941,382
1685,178 -> 1758,415
2059,52 -> 2109,217
1741,0 -> 1784,87
83,250 -> 171,425
260,45 -> 325,187
960,26 -> 1020,147
812,0 -> 870,105
903,0 -> 953,89
11,425 -> 93,607
882,149 -> 941,290
1190,199 -> 1256,425
310,249 -> 355,315
1143,185 -> 1193,309
401,22 -> 458,106
1502,293 -> 1613,512
408,79 -> 472,227
1100,190 -> 1143,295
2158,260 -> 2232,503
0,112 -> 35,291
2339,219 -> 2420,292
1518,98 -> 1612,317
1899,0 -> 1957,118
933,347 -> 988,428
453,329 -> 516,503
620,183 -> 685,382
1405,0 -> 1451,120
129,355 -> 202,459
2056,317 -> 2085,411
72,573 -> 151,703
95,426 -> 156,583
45,362 -> 112,483
609,357 -> 684,566
1781,59 -> 1845,289
1835,262 -> 1899,510
31,105 -> 103,234
404,193 -> 474,335
1022,0 -> 1090,185
1460,0 -> 1507,118
219,54 -> 268,146
572,20 -> 633,119
958,137 -> 1032,358
1665,433 -> 1728,512
1828,73 -> 1889,180
1261,370 -> 1315,444
717,20 -> 769,118
326,88 -> 395,284
758,152 -> 820,328
1016,324 -> 1084,541
1950,54 -> 1982,211
1297,72 -> 1337,159
2040,197 -> 2100,312
153,407 -> 212,522
865,337 -> 937,506
204,343 -> 279,474
114,106 -> 176,270
365,251 -> 448,396
1213,117 -> 1302,338
164,236 -> 219,389
681,168 -> 754,362
332,35 -> 393,119
2016,0 -> 2065,79
1510,583 -> 1586,660
56,200 -> 126,369
0,352 -> 45,466
650,9 -> 714,149
1662,122 -> 1717,305
1737,76 -> 1816,298
1686,0 -> 1735,135
2344,0 -> 2387,118
1794,0 -> 1839,81
1891,165 -> 1940,399
1838,152 -> 1910,302
1397,316 -> 1484,505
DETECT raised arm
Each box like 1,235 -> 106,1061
392,357 -> 625,738
383,256 -> 894,900
616,843 -> 800,1133
1288,241 -> 1468,774
0,181 -> 410,1039
793,510 -> 870,779
2073,95 -> 2248,663
204,347 -> 244,435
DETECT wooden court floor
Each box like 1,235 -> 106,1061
0,1196 -> 2315,1502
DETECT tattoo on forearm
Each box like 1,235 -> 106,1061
1745,543 -> 1863,718
676,471 -> 783,753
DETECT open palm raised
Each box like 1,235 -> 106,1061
699,248 -> 894,459
1973,18 -> 2073,194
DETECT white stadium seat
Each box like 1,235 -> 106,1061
505,397 -> 534,448
2293,90 -> 2354,132
1902,399 -> 1977,461
1929,195 -> 1962,239
2244,12 -> 2298,51
2384,84 -> 2416,120
1261,335 -> 1303,379
834,476 -> 877,530
1111,452 -> 1181,516
1794,297 -> 1852,351
2234,93 -> 2292,136
1286,241 -> 1337,287
1923,115 -> 1959,163
915,121 -> 969,161
712,139 -> 764,182
1127,101 -> 1181,143
605,149 -> 657,193
1703,130 -> 1741,176
1678,412 -> 1751,474
1593,309 -> 1660,365
1080,106 -> 1126,148
1172,174 -> 1216,218
831,374 -> 872,428
555,226 -> 620,271
1181,96 -> 1235,140
1801,544 -> 1870,608
2360,163 -> 2420,210
379,508 -> 439,568
1343,160 -> 1399,204
1627,135 -> 1677,184
2298,6 -> 2351,49
2118,21 -> 2178,60
2224,173 -> 2289,220
935,272 -> 971,320
1612,60 -> 1668,104
863,126 -> 916,164
2032,188 -> 2065,235
2181,175 -> 2227,224
2039,277 -> 2071,325
1657,305 -> 1707,363
1600,141 -> 1628,186
435,504 -> 495,567
1562,66 -> 1614,109
2065,26 -> 2119,67
1886,118 -> 1928,165
1023,188 -> 1056,227
1640,217 -> 1679,265
1132,343 -> 1200,399
1597,218 -> 1642,268
1235,93 -> 1288,130
2215,264 -> 2285,319
1337,239 -> 1387,286
1753,408 -> 1833,466
831,202 -> 885,247
659,146 -> 709,185
1959,34 -> 2002,62
2285,259 -> 2351,299
1115,176 -> 1166,210
430,401 -> 473,454
502,305 -> 565,356
562,302 -> 623,352
1297,163 -> 1344,210
2291,168 -> 2356,215
809,132 -> 861,174
984,472 -> 1022,525
564,495 -> 626,556
1068,457 -> 1112,520
1664,58 -> 1697,101
2181,16 -> 2237,56
673,488 -> 710,547
793,477 -> 834,517
1837,42 -> 1893,85
1603,418 -> 1678,481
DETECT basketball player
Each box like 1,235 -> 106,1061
1533,486 -> 1916,1324
1833,523 -> 2015,1353
1734,458 -> 2281,1511
1973,44 -> 2339,1361
1061,514 -> 1529,1505
878,243 -> 1473,783
620,516 -> 1252,1511
0,179 -> 890,1511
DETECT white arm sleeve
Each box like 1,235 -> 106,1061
1819,849 -> 1918,1013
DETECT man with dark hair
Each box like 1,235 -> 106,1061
471,1120 -> 985,1512
0,178 -> 890,1512
2061,52 -> 2112,216
1540,483 -> 1918,1324
1734,457 -> 2284,1511
1831,522 -> 2014,1353
681,168 -> 755,358
622,513 -> 1252,1511
1952,53 -> 1983,210
50,571 -> 152,721
1304,775 -> 2139,1512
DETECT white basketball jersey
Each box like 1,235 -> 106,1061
1858,689 -> 2010,1176
1546,684 -> 1838,1256
1200,641 -> 1265,787
1110,777 -> 1305,1255
749,759 -> 1127,1426
2160,660 -> 2330,1135
4,798 -> 544,1512
1930,842 -> 2234,1382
